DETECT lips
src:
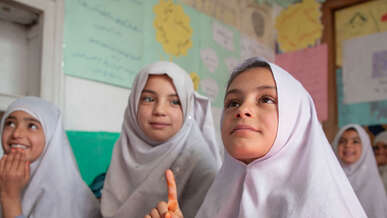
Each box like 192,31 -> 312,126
7,144 -> 29,152
149,122 -> 171,129
343,150 -> 357,156
231,124 -> 259,134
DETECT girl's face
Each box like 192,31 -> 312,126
221,67 -> 278,164
1,110 -> 45,162
137,75 -> 184,143
338,129 -> 362,165
373,141 -> 387,165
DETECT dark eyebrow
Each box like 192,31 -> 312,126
142,89 -> 179,98
6,115 -> 16,120
225,85 -> 276,99
24,117 -> 40,123
141,89 -> 157,95
6,115 -> 40,124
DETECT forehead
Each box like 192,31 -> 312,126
144,75 -> 176,90
341,129 -> 360,138
228,67 -> 276,90
7,110 -> 36,120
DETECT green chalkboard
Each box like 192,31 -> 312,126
66,131 -> 119,185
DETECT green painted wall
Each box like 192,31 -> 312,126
66,131 -> 119,185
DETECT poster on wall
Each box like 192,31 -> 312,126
342,32 -> 387,104
275,0 -> 323,53
336,68 -> 387,127
334,0 -> 387,67
275,44 -> 328,121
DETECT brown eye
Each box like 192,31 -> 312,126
142,96 -> 154,102
259,96 -> 276,104
225,99 -> 240,109
171,99 -> 181,105
28,123 -> 39,130
4,121 -> 15,128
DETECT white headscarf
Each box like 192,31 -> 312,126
374,131 -> 387,193
101,61 -> 222,218
0,96 -> 100,218
332,124 -> 387,218
196,57 -> 366,218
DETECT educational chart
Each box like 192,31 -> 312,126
342,32 -> 387,104
275,44 -> 328,121
337,68 -> 387,128
335,0 -> 387,67
63,0 -> 144,88
275,0 -> 323,52
64,0 -> 275,108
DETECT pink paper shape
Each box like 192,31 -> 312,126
275,44 -> 328,121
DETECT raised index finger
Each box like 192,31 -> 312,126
165,169 -> 178,212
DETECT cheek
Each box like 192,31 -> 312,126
172,109 -> 184,129
137,106 -> 150,125
356,146 -> 362,156
337,147 -> 344,158
220,116 -> 231,139
264,112 -> 278,140
1,129 -> 11,147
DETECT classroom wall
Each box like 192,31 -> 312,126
64,76 -> 129,132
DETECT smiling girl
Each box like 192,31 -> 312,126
146,57 -> 367,218
101,61 -> 222,218
0,96 -> 100,218
333,124 -> 387,218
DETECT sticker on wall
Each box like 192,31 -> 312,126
224,57 -> 240,74
179,0 -> 240,28
190,72 -> 200,91
212,21 -> 234,51
275,0 -> 323,52
200,78 -> 219,102
200,48 -> 218,73
239,1 -> 275,49
240,34 -> 275,62
153,0 -> 193,60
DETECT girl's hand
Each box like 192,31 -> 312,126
144,169 -> 184,218
0,149 -> 30,218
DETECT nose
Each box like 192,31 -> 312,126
11,125 -> 24,139
153,101 -> 167,116
235,103 -> 253,118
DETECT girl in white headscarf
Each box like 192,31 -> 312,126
0,96 -> 100,218
332,124 -> 387,218
146,57 -> 366,218
101,61 -> 222,218
374,131 -> 387,192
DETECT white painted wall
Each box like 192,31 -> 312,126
64,74 -> 224,149
64,76 -> 130,132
